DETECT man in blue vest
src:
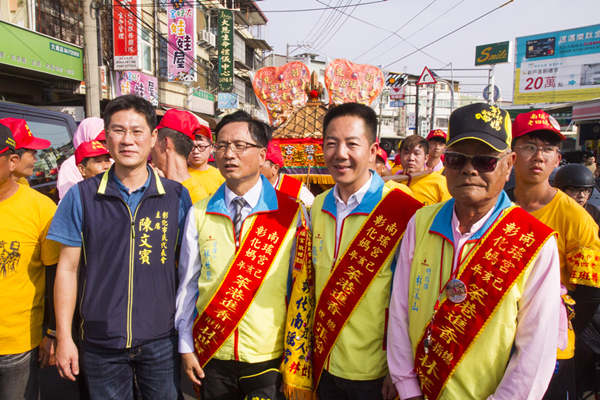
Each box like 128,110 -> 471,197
48,95 -> 192,400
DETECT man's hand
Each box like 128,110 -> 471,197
55,338 -> 79,381
38,336 -> 56,368
182,352 -> 205,385
382,374 -> 398,400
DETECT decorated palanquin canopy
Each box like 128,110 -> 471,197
252,59 -> 385,185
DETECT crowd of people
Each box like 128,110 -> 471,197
1,94 -> 599,400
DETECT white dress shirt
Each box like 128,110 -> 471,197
331,173 -> 373,241
387,207 -> 561,400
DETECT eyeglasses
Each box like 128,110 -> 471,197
566,187 -> 593,196
213,141 -> 262,154
444,151 -> 507,172
515,144 -> 558,159
107,129 -> 149,139
191,144 -> 212,152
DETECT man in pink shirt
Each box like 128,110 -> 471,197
387,103 -> 561,399
425,129 -> 446,173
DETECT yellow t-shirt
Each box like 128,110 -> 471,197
182,175 -> 209,205
401,172 -> 451,206
0,185 -> 60,355
188,166 -> 225,196
384,180 -> 415,198
18,177 -> 30,186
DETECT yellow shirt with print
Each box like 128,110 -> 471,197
401,172 -> 451,206
531,189 -> 600,359
188,166 -> 225,196
182,175 -> 209,205
0,185 -> 60,355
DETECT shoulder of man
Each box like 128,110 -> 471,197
17,185 -> 57,213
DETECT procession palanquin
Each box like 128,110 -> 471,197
252,59 -> 385,186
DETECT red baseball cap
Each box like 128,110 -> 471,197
512,110 -> 565,141
0,118 -> 51,150
265,142 -> 284,168
156,109 -> 211,140
75,140 -> 110,165
376,146 -> 392,169
95,130 -> 106,141
426,129 -> 447,141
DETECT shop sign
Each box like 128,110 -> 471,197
113,0 -> 141,70
218,10 -> 234,92
115,71 -> 158,107
475,41 -> 512,66
167,0 -> 196,82
188,88 -> 215,115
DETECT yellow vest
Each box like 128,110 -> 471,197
312,176 -> 396,381
408,196 -> 538,399
192,177 -> 302,363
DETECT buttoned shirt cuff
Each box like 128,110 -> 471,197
396,377 -> 423,400
178,332 -> 195,354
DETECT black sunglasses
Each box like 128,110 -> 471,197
444,151 -> 507,172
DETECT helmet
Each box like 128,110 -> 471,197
552,164 -> 595,191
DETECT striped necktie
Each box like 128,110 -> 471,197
232,197 -> 247,241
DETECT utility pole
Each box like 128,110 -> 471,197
431,84 -> 436,131
415,84 -> 419,137
83,0 -> 101,117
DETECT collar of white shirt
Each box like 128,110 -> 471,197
333,172 -> 373,212
224,177 -> 263,217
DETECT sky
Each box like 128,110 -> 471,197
257,0 -> 599,102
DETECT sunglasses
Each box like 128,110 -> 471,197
444,151 -> 507,172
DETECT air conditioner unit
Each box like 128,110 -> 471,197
198,30 -> 216,49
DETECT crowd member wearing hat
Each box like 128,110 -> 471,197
311,103 -> 422,400
260,142 -> 315,207
553,163 -> 600,232
187,124 -> 225,196
75,140 -> 111,180
151,109 -> 208,204
0,118 -> 51,186
388,103 -> 560,399
508,110 -> 600,400
176,110 -> 309,400
425,129 -> 447,173
50,95 -> 192,400
0,124 -> 60,400
56,117 -> 105,199
397,135 -> 451,206
371,146 -> 415,197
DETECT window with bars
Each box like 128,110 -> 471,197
36,0 -> 83,46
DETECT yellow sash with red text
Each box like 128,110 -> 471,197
192,191 -> 300,368
277,174 -> 303,199
313,189 -> 423,389
413,206 -> 555,399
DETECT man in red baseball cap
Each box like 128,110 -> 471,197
151,109 -> 208,203
187,118 -> 225,196
510,109 -> 600,400
425,129 -> 447,173
260,142 -> 314,207
74,140 -> 111,180
0,118 -> 51,186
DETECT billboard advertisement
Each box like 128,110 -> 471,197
113,0 -> 141,71
218,10 -> 234,92
167,0 -> 196,82
514,24 -> 600,105
116,71 -> 158,107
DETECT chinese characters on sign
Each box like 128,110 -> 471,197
514,24 -> 600,105
167,0 -> 195,82
113,0 -> 140,70
218,9 -> 234,92
116,71 -> 158,107
188,88 -> 215,115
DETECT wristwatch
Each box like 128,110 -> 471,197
46,328 -> 56,339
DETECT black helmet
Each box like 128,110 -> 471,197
553,164 -> 595,191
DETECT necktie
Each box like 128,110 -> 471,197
232,197 -> 247,241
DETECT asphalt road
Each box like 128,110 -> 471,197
40,366 -> 197,400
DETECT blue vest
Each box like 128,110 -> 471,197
78,168 -> 182,349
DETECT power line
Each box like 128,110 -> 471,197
314,0 -> 362,51
353,0 -> 437,61
260,0 -> 387,13
306,0 -> 345,45
302,0 -> 332,43
384,0 -> 515,68
312,0 -> 356,51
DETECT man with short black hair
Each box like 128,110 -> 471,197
50,94 -> 192,400
312,103 -> 422,399
509,109 -> 600,400
0,123 -> 60,400
397,135 -> 451,206
152,109 -> 209,203
176,110 -> 309,400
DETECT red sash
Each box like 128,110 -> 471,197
313,189 -> 423,388
413,207 -> 555,399
192,191 -> 300,367
277,174 -> 303,199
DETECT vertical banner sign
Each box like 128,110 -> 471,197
218,10 -> 234,92
113,0 -> 141,70
116,71 -> 159,107
167,0 -> 196,82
